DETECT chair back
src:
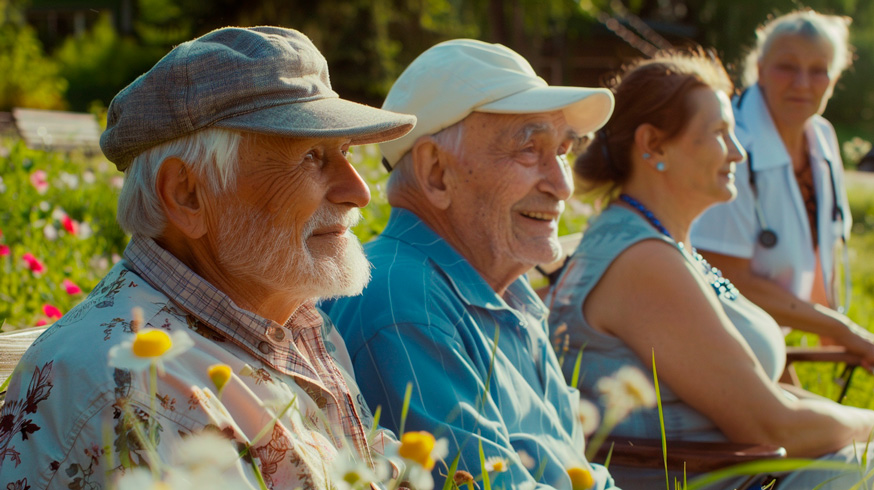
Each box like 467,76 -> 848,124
0,326 -> 49,392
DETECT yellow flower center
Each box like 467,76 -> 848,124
208,364 -> 232,392
399,431 -> 436,470
132,330 -> 172,358
492,460 -> 506,472
343,471 -> 361,484
568,467 -> 595,490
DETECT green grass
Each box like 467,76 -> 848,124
0,138 -> 127,329
789,171 -> 874,408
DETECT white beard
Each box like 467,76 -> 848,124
215,202 -> 371,301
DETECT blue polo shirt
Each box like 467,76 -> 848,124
322,208 -> 616,490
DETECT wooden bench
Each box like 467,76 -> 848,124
0,326 -> 49,407
0,111 -> 16,135
12,108 -> 102,154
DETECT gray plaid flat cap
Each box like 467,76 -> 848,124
101,26 -> 416,170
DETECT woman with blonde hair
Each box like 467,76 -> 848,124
547,49 -> 874,489
691,9 -> 874,366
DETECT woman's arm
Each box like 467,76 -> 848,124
700,250 -> 874,368
585,239 -> 874,457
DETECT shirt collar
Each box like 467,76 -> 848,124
380,208 -> 547,318
123,235 -> 323,371
734,84 -> 791,171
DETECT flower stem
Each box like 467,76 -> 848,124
149,362 -> 157,447
249,455 -> 270,490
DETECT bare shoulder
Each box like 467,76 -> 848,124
587,237 -> 744,353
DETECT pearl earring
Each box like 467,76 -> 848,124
656,161 -> 666,172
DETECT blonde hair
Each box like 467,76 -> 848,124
742,9 -> 853,88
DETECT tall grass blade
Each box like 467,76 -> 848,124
686,459 -> 854,490
652,349 -> 669,490
442,452 -> 463,490
367,405 -> 383,441
481,327 -> 500,408
478,439 -> 491,490
603,441 -> 615,470
399,382 -> 413,436
570,344 -> 586,390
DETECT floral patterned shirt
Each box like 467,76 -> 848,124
0,235 -> 391,490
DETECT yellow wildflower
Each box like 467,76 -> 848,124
208,364 -> 232,394
568,466 -> 595,490
399,431 -> 437,470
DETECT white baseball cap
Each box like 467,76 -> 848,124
379,38 -> 615,168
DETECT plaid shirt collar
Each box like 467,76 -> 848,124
123,235 -> 329,384
123,235 -> 373,461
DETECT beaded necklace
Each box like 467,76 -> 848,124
619,193 -> 739,301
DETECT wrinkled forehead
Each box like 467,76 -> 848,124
465,110 -> 579,143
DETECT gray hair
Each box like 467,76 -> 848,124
117,128 -> 243,238
387,119 -> 465,197
742,9 -> 853,88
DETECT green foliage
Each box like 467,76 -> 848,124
53,13 -> 166,111
0,19 -> 66,110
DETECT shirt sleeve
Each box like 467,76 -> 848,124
691,159 -> 759,259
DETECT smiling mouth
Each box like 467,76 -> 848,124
520,211 -> 557,221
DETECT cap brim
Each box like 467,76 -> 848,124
478,87 -> 614,136
215,97 -> 416,146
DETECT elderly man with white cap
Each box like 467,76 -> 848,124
0,27 -> 416,489
322,40 -> 617,489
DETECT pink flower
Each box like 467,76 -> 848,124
30,170 -> 49,194
62,278 -> 82,295
62,215 -> 79,235
0,245 -> 9,256
35,319 -> 48,327
22,252 -> 45,273
43,304 -> 62,319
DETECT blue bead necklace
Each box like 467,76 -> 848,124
618,193 -> 739,301
619,194 -> 672,238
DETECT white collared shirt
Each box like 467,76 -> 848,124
691,84 -> 852,305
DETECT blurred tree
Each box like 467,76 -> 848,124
53,13 -> 165,112
0,0 -> 67,110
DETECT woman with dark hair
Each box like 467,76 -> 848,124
690,10 -> 874,365
546,50 -> 874,489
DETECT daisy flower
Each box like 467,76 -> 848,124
484,455 -> 510,473
330,446 -> 379,490
108,327 -> 194,374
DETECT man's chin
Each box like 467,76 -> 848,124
310,247 -> 372,300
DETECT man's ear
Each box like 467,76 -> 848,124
634,123 -> 667,165
156,157 -> 208,239
411,136 -> 453,210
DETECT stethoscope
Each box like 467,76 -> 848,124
737,88 -> 851,312
746,151 -> 845,249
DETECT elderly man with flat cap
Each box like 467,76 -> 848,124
322,40 -> 618,489
0,27 -> 415,489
